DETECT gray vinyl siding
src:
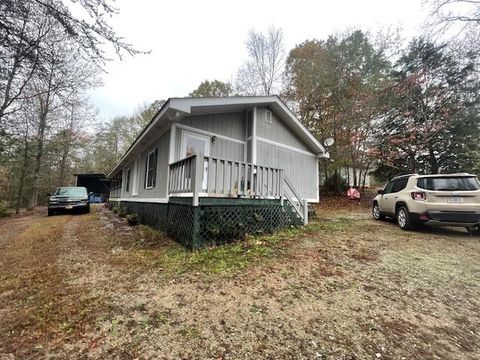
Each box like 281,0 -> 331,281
256,141 -> 317,200
246,139 -> 253,162
180,112 -> 246,140
110,183 -> 121,199
174,128 -> 245,162
118,130 -> 170,199
256,107 -> 311,152
174,112 -> 247,162
246,110 -> 253,138
111,105 -> 320,202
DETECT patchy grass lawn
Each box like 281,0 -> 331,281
0,203 -> 479,359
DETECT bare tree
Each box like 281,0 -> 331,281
426,0 -> 480,54
27,30 -> 100,208
0,4 -> 53,123
0,0 -> 145,124
235,26 -> 285,95
429,0 -> 480,27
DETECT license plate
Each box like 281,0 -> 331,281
447,196 -> 463,203
65,205 -> 73,209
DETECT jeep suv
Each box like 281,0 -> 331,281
48,187 -> 90,216
372,174 -> 480,234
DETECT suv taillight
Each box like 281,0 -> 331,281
411,191 -> 426,201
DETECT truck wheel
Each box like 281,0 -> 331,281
396,206 -> 414,230
466,225 -> 480,235
47,209 -> 54,217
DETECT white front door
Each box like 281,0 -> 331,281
180,131 -> 210,190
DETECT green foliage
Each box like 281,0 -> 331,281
77,100 -> 164,174
371,164 -> 404,183
189,80 -> 234,97
284,30 -> 390,177
118,208 -> 127,218
0,201 -> 10,218
126,213 -> 139,226
323,173 -> 349,194
376,38 -> 480,174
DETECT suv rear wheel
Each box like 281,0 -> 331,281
372,202 -> 385,220
396,206 -> 414,230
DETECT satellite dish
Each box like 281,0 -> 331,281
324,137 -> 335,147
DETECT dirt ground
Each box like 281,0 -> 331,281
1,202 -> 479,360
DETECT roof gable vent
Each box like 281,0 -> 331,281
265,110 -> 272,124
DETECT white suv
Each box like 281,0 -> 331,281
372,173 -> 480,234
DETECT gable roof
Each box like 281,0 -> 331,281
108,96 -> 326,176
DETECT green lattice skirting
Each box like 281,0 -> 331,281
117,197 -> 302,249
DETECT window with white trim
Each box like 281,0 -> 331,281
145,149 -> 158,189
265,110 -> 272,124
180,131 -> 210,158
125,168 -> 131,192
132,157 -> 140,196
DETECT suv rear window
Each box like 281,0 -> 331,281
417,177 -> 480,191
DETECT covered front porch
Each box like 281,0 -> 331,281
168,153 -> 308,223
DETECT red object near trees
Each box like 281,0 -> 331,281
347,187 -> 361,200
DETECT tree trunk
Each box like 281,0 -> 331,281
29,98 -> 49,209
58,141 -> 70,186
29,62 -> 54,209
361,163 -> 371,194
409,154 -> 417,173
15,126 -> 30,214
428,146 -> 439,174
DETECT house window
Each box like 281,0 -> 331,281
132,157 -> 140,196
180,131 -> 210,189
145,149 -> 158,189
111,171 -> 122,189
181,131 -> 210,159
265,110 -> 272,124
125,168 -> 131,192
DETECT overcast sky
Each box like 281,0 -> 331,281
89,0 -> 429,121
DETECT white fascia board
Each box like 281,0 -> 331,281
169,96 -> 277,112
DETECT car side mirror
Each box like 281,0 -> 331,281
46,193 -> 51,197
377,189 -> 384,195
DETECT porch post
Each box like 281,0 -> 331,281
303,199 -> 309,225
279,169 -> 284,206
252,106 -> 257,164
166,123 -> 176,201
191,154 -> 204,206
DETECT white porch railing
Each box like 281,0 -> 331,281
168,154 -> 308,223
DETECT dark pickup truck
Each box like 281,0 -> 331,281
48,187 -> 91,216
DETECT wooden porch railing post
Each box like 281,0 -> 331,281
191,154 -> 204,206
